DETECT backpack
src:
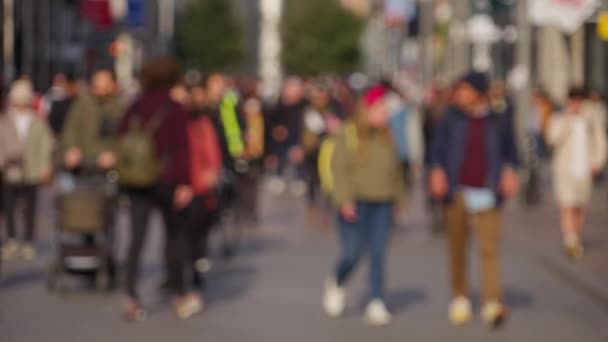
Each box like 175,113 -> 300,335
116,104 -> 169,187
318,123 -> 358,194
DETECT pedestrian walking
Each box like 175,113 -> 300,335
301,81 -> 344,222
428,72 -> 519,328
546,88 -> 607,260
117,57 -> 198,321
323,85 -> 406,326
265,77 -> 308,195
185,102 -> 222,294
0,79 -> 54,261
202,73 -> 247,257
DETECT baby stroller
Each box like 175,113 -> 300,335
47,172 -> 117,292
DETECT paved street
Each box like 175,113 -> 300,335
1,180 -> 608,342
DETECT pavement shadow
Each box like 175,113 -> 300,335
386,288 -> 429,313
0,268 -> 45,290
206,263 -> 258,307
471,287 -> 535,311
582,238 -> 607,251
235,237 -> 288,258
355,288 -> 428,314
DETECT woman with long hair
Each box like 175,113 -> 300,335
323,85 -> 406,326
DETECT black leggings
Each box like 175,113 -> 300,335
124,185 -> 188,300
3,183 -> 38,242
185,195 -> 216,288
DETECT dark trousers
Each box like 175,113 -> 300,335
3,183 -> 38,242
185,195 -> 217,289
305,153 -> 321,207
234,166 -> 261,224
335,202 -> 393,301
124,185 -> 188,300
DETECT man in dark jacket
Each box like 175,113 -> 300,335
428,72 -> 519,328
265,77 -> 308,186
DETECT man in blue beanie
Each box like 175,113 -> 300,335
428,72 -> 519,328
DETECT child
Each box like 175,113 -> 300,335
546,88 -> 607,260
323,85 -> 406,326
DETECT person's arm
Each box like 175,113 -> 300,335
331,129 -> 354,207
60,98 -> 83,152
591,113 -> 608,173
169,105 -> 192,186
501,110 -> 520,169
427,110 -> 451,199
201,117 -> 223,184
394,155 -> 407,207
407,108 -> 425,166
545,114 -> 570,147
38,120 -> 54,182
427,110 -> 450,169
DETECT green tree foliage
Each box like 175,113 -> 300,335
176,0 -> 244,71
282,0 -> 364,75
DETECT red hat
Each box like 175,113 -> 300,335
363,85 -> 387,108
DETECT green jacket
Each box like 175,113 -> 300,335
60,93 -> 124,168
0,114 -> 53,184
331,124 -> 406,207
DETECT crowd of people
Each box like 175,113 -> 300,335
0,56 -> 606,328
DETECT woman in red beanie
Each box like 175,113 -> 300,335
323,85 -> 406,326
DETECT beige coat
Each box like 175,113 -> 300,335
0,113 -> 54,184
546,109 -> 607,206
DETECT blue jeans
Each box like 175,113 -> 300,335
335,202 -> 393,300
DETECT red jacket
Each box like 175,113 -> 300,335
188,116 -> 222,195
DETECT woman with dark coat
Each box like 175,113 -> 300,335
118,57 -> 199,321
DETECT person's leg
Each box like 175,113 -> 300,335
125,193 -> 153,301
23,185 -> 38,243
368,203 -> 393,301
443,195 -> 470,298
188,197 -> 213,290
474,209 -> 503,303
335,203 -> 367,286
561,207 -> 578,247
305,154 -> 321,208
159,199 -> 187,298
3,184 -> 19,240
573,207 -> 586,236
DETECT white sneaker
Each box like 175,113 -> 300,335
175,294 -> 204,320
289,180 -> 307,197
449,297 -> 473,326
482,300 -> 507,327
2,240 -> 20,261
21,244 -> 37,261
365,300 -> 392,326
268,177 -> 286,195
194,258 -> 212,273
323,279 -> 346,317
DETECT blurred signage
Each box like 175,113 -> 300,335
529,0 -> 600,33
598,11 -> 608,41
127,0 -> 145,28
81,0 -> 113,30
